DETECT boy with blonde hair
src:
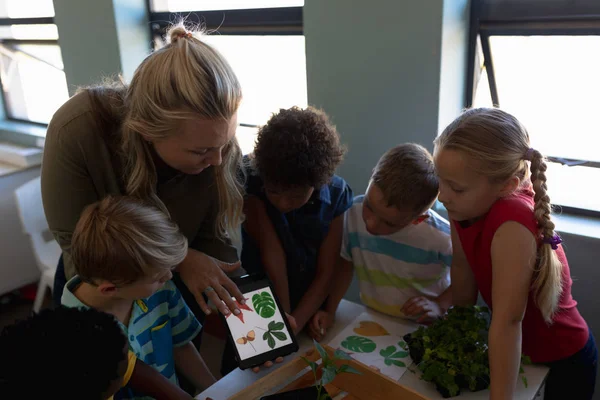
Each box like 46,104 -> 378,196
310,144 -> 452,340
61,196 -> 214,399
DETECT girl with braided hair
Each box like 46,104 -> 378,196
433,108 -> 597,400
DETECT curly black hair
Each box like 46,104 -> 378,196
252,106 -> 346,189
0,306 -> 127,400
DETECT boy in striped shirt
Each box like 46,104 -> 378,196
309,144 -> 452,341
61,196 -> 213,399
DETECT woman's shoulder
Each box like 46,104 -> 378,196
45,90 -> 118,151
47,91 -> 95,133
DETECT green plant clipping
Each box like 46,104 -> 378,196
341,335 -> 376,353
405,305 -> 531,398
263,320 -> 287,349
380,345 -> 409,367
301,340 -> 361,400
252,291 -> 276,318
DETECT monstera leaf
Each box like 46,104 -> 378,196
341,336 -> 376,353
252,291 -> 276,318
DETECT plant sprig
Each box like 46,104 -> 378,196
301,340 -> 361,400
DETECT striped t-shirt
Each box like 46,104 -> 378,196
340,196 -> 452,319
62,278 -> 201,400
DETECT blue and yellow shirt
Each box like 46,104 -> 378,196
62,277 -> 201,400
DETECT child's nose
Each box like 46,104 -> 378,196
437,190 -> 449,205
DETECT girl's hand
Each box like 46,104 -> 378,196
177,249 -> 244,316
308,311 -> 334,342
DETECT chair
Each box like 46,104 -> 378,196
14,176 -> 61,312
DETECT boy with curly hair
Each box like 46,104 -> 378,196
221,106 -> 352,375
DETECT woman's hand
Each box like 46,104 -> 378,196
177,248 -> 245,316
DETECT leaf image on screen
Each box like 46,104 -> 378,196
263,320 -> 288,349
252,291 -> 276,318
236,330 -> 257,352
341,335 -> 376,353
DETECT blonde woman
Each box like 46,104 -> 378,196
433,108 -> 596,400
42,25 -> 247,329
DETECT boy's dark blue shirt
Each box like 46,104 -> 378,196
241,165 -> 353,311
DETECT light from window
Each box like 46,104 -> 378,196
473,35 -> 600,212
237,125 -> 259,156
0,0 -> 55,18
202,35 -> 307,131
0,44 -> 69,125
0,24 -> 58,40
150,0 -> 303,12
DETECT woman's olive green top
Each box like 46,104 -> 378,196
41,91 -> 237,279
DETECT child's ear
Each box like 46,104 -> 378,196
499,176 -> 520,197
97,281 -> 118,296
411,214 -> 430,225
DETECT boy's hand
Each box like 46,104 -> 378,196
251,313 -> 297,373
401,296 -> 445,324
308,311 -> 334,342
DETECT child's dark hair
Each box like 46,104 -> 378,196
371,143 -> 439,214
252,106 -> 346,189
0,306 -> 127,400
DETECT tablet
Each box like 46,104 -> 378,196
222,273 -> 299,370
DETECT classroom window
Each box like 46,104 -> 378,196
468,0 -> 600,216
0,0 -> 69,125
472,35 -> 600,214
148,4 -> 306,155
150,0 -> 304,12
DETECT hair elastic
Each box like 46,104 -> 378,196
543,233 -> 562,250
524,148 -> 535,161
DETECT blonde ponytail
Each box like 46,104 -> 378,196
529,149 -> 563,323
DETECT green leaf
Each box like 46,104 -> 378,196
271,331 -> 287,341
252,292 -> 276,318
319,393 -> 330,400
390,351 -> 409,359
314,339 -> 329,361
301,357 -> 318,376
379,345 -> 396,358
263,332 -> 269,340
334,349 -> 353,360
321,365 -> 337,386
269,321 -> 285,331
391,360 -> 406,367
340,365 -> 362,375
265,332 -> 275,349
521,375 -> 528,388
341,336 -> 376,353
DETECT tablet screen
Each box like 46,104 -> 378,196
225,286 -> 293,361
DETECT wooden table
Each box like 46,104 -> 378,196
198,300 -> 548,400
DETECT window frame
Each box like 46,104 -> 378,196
146,1 -> 304,152
466,0 -> 600,217
0,15 -> 60,127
